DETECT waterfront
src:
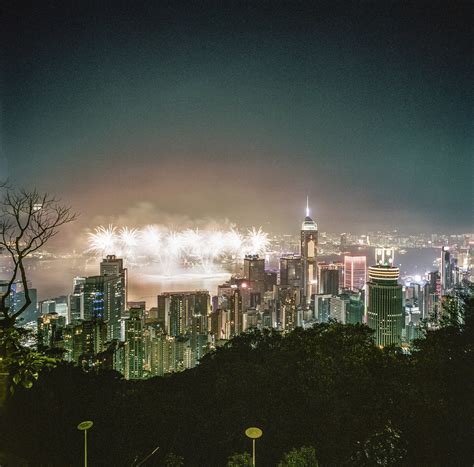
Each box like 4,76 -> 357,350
1,246 -> 441,303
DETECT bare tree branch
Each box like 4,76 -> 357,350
0,187 -> 77,327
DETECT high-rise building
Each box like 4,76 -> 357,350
37,312 -> 66,350
440,247 -> 452,294
0,280 -> 38,323
100,255 -> 127,285
40,300 -> 56,315
340,233 -> 348,253
228,287 -> 243,336
100,255 -> 127,339
275,285 -> 301,331
343,255 -> 367,291
375,247 -> 395,266
329,296 -> 346,323
67,319 -> 107,366
157,291 -> 210,336
150,334 -> 177,376
243,255 -> 265,296
314,294 -> 332,323
300,199 -> 318,304
68,277 -> 85,323
318,263 -> 341,295
124,307 -> 144,379
209,308 -> 230,341
280,255 -> 303,288
83,274 -> 124,340
264,271 -> 278,292
366,265 -> 403,347
344,291 -> 365,324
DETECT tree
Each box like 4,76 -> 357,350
227,452 -> 252,466
278,446 -> 318,466
0,185 -> 76,408
351,422 -> 406,466
0,186 -> 76,326
162,453 -> 184,466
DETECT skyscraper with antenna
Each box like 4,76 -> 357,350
300,197 -> 318,305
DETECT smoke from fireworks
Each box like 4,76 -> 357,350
87,224 -> 269,274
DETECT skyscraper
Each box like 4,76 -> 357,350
275,285 -> 301,331
157,291 -> 210,337
300,199 -> 318,304
366,265 -> 403,347
125,307 -> 144,379
68,277 -> 85,323
375,247 -> 394,266
340,233 -> 348,253
440,246 -> 452,294
243,255 -> 265,286
0,280 -> 38,322
243,254 -> 266,305
343,255 -> 367,291
279,255 -> 303,289
100,255 -> 127,339
318,263 -> 341,295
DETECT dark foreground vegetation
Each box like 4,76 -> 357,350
1,292 -> 473,466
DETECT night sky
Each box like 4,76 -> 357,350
2,1 -> 472,236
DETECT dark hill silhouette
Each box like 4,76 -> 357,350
1,290 -> 473,466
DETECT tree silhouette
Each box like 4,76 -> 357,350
0,186 -> 76,326
0,185 -> 76,408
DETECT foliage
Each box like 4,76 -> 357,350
277,446 -> 318,466
0,327 -> 56,393
227,452 -> 252,466
162,452 -> 185,466
351,422 -> 406,466
1,289 -> 473,466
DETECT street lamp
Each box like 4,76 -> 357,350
245,427 -> 263,467
77,420 -> 93,467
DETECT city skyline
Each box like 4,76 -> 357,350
0,3 -> 472,465
3,206 -> 469,304
2,2 -> 472,236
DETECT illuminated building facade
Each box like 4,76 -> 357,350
37,312 -> 66,350
366,265 -> 403,347
318,262 -> 341,295
243,254 -> 265,297
440,246 -> 452,294
100,255 -> 127,340
125,307 -> 144,379
158,291 -> 210,336
343,255 -> 367,291
83,274 -> 123,340
280,255 -> 303,289
275,285 -> 301,331
300,201 -> 318,304
68,277 -> 85,323
375,247 -> 394,266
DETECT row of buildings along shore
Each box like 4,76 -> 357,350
3,206 -> 470,379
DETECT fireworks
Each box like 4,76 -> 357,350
87,224 -> 269,273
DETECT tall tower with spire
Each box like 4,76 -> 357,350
300,198 -> 318,305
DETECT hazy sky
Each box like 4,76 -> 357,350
2,1 -> 472,235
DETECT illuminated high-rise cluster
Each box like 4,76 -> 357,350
33,203 -> 473,377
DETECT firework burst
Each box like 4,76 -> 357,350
87,223 -> 270,273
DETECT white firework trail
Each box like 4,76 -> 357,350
245,227 -> 269,255
87,225 -> 118,257
87,223 -> 270,274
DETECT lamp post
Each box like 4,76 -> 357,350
77,420 -> 94,467
245,427 -> 263,467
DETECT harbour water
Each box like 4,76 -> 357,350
1,246 -> 441,303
